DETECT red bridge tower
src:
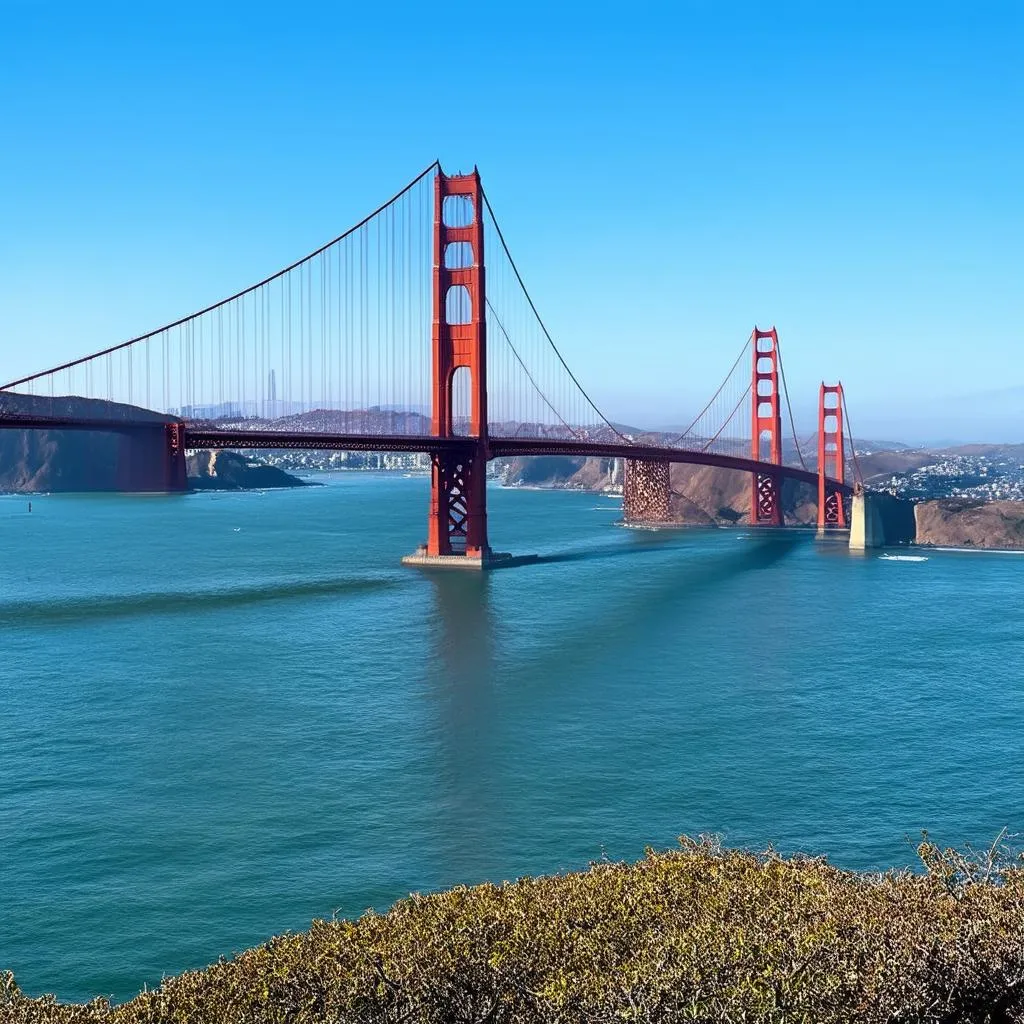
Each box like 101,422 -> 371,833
422,169 -> 490,562
817,382 -> 847,530
750,326 -> 783,525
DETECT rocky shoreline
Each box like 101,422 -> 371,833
914,498 -> 1024,550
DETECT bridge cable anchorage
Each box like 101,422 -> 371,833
479,186 -> 630,445
774,341 -> 808,471
485,300 -> 583,440
838,385 -> 864,484
669,337 -> 751,448
0,161 -> 441,393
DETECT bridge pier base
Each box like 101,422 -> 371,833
751,470 -> 783,526
849,487 -> 883,550
848,486 -> 916,550
622,459 -> 672,525
401,548 -> 536,571
401,446 -> 538,571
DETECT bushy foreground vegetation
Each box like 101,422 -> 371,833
5,836 -> 1024,1023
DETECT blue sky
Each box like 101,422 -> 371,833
1,1 -> 1021,442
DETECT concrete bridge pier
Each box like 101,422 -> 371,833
849,485 -> 883,549
849,485 -> 916,550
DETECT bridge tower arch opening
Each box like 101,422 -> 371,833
425,169 -> 490,560
817,382 -> 847,531
750,326 -> 783,526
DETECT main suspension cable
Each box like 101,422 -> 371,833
839,385 -> 864,484
775,341 -> 807,471
486,299 -> 581,438
480,185 -> 630,444
670,338 -> 751,447
2,161 -> 442,392
702,384 -> 752,452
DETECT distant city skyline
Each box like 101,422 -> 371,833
1,1 -> 1021,442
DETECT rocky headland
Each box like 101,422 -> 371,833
914,499 -> 1024,549
187,450 -> 309,490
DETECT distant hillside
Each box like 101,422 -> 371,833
854,449 -> 938,483
941,443 -> 1024,459
0,390 -> 173,425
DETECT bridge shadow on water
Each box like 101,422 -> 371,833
530,528 -> 709,567
0,576 -> 395,627
416,531 -> 805,883
421,572 -> 504,883
517,531 -> 806,688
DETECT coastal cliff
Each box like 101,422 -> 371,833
0,429 -> 124,492
914,498 -> 1024,549
0,394 -> 178,492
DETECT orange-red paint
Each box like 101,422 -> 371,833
817,383 -> 847,529
427,170 -> 490,558
750,326 -> 783,525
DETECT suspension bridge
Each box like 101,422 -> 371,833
0,162 -> 857,568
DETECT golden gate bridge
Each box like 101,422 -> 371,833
0,162 -> 856,567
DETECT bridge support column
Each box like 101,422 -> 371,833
849,484 -> 883,550
817,383 -> 847,535
750,327 -> 784,526
164,422 -> 188,492
752,470 -> 783,526
402,168 -> 527,570
623,459 -> 672,524
425,446 -> 488,558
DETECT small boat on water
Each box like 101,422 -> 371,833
879,554 -> 928,562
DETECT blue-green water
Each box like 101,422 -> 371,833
2,476 -> 1022,1003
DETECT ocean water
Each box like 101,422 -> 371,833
1,475 -> 1022,1003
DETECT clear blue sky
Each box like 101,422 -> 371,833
2,1 -> 1021,442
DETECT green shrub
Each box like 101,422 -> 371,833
4,835 -> 1024,1023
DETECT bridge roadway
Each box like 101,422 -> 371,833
185,428 -> 850,495
0,415 -> 850,495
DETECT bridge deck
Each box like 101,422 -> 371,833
0,417 -> 850,496
186,429 -> 844,494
